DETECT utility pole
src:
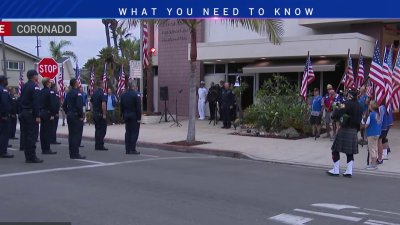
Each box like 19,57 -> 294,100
35,36 -> 41,57
0,19 -> 7,76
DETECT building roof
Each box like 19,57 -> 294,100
56,57 -> 71,64
0,41 -> 41,61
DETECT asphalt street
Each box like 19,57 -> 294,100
1,137 -> 400,225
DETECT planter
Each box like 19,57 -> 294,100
141,115 -> 161,124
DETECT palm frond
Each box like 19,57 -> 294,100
63,51 -> 77,62
222,19 -> 283,44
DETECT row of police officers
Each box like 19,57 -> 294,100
0,70 -> 142,163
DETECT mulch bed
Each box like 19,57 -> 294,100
165,140 -> 210,146
229,132 -> 309,140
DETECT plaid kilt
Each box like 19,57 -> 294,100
331,128 -> 359,155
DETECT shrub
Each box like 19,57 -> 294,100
243,75 -> 310,134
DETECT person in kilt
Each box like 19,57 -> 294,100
327,89 -> 362,178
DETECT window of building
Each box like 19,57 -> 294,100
215,64 -> 225,73
204,64 -> 214,74
228,63 -> 248,73
7,61 -> 24,71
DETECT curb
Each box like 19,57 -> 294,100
57,133 -> 251,160
56,133 -> 400,178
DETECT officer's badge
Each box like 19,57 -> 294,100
35,86 -> 40,90
78,93 -> 82,96
50,91 -> 54,94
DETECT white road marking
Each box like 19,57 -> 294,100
366,219 -> 400,225
0,156 -> 215,179
311,203 -> 359,210
365,222 -> 384,225
140,154 -> 160,158
7,148 -> 17,151
293,209 -> 362,222
269,213 -> 313,225
364,209 -> 400,217
74,159 -> 105,164
353,212 -> 369,215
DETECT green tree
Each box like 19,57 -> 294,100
109,19 -> 119,50
102,19 -> 112,48
126,19 -> 283,142
49,40 -> 77,62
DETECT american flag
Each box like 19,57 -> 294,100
368,41 -> 385,105
102,63 -> 108,93
142,22 -> 149,68
344,51 -> 355,89
383,45 -> 394,111
392,47 -> 400,110
366,79 -> 374,98
356,48 -> 365,88
300,54 -> 315,101
75,63 -> 82,87
89,65 -> 95,96
18,69 -> 24,96
58,64 -> 65,102
116,66 -> 126,97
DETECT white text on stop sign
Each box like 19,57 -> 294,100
39,64 -> 58,73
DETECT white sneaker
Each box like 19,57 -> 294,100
366,165 -> 378,170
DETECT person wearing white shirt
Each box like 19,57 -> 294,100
197,81 -> 208,120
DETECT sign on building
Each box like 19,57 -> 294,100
129,60 -> 142,79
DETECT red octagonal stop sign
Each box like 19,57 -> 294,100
38,58 -> 59,79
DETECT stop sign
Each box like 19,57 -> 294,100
38,58 -> 59,79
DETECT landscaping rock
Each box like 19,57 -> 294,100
279,127 -> 300,138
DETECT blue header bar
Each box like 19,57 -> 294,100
1,0 -> 399,19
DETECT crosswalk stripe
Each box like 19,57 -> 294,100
269,213 -> 313,225
367,219 -> 400,225
293,209 -> 362,222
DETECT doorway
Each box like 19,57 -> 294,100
228,75 -> 254,110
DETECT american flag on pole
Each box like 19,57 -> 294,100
356,48 -> 365,88
344,51 -> 355,89
89,65 -> 95,96
102,63 -> 108,93
383,45 -> 394,111
18,69 -> 24,96
392,47 -> 400,110
366,79 -> 374,98
116,66 -> 126,97
368,41 -> 385,105
58,64 -> 65,102
142,22 -> 149,68
300,53 -> 315,101
75,63 -> 82,87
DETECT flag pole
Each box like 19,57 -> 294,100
356,47 -> 362,88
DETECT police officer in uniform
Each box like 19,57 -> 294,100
50,83 -> 61,145
9,87 -> 18,140
0,76 -> 14,158
62,78 -> 86,159
90,80 -> 108,151
20,70 -> 43,163
39,78 -> 57,155
120,81 -> 141,155
221,82 -> 235,129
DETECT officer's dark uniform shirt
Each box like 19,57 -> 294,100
90,88 -> 107,113
50,89 -> 60,117
63,88 -> 84,118
0,85 -> 11,117
120,90 -> 142,121
10,94 -> 18,116
20,80 -> 41,117
221,89 -> 234,107
40,87 -> 53,117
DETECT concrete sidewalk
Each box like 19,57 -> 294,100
55,119 -> 400,175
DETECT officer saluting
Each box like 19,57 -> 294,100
50,83 -> 61,145
0,76 -> 14,158
120,81 -> 141,155
62,78 -> 86,159
20,70 -> 43,163
90,80 -> 108,151
39,78 -> 57,155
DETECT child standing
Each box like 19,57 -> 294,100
362,101 -> 381,170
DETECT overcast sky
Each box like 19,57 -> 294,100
4,19 -> 140,66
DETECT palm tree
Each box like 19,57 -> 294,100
116,24 -> 132,59
126,19 -> 283,142
102,19 -> 112,48
109,19 -> 119,50
49,40 -> 77,62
